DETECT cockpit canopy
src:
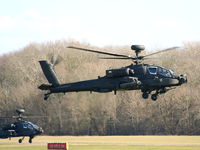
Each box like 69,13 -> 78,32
148,67 -> 157,75
147,66 -> 175,78
17,121 -> 40,130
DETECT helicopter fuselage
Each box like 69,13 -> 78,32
39,61 -> 187,101
51,64 -> 184,92
0,121 -> 43,143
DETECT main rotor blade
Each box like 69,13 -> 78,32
144,57 -> 200,60
0,117 -> 13,119
99,57 -> 137,60
0,116 -> 48,119
143,46 -> 180,58
26,116 -> 48,118
67,46 -> 129,58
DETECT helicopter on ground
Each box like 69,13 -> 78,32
38,45 -> 187,101
0,109 -> 44,143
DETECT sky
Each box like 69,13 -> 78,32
0,0 -> 200,54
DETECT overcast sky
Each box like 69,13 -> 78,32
0,0 -> 200,54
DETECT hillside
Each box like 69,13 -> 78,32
0,40 -> 200,135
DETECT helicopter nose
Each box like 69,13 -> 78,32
178,74 -> 187,84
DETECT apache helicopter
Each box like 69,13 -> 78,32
0,109 -> 44,143
38,45 -> 187,101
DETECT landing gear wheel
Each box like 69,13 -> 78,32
151,94 -> 158,101
142,92 -> 149,99
29,138 -> 32,143
18,139 -> 22,143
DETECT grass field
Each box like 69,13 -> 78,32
0,136 -> 200,150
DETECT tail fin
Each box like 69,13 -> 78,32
39,60 -> 60,87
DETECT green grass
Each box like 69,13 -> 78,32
0,136 -> 200,150
0,146 -> 45,150
1,145 -> 200,150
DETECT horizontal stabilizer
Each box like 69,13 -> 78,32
38,84 -> 52,90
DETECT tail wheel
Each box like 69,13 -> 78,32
44,93 -> 50,100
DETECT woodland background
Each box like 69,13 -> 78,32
0,40 -> 200,135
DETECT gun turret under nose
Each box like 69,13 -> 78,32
178,74 -> 187,84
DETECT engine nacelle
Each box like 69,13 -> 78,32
106,68 -> 134,78
2,124 -> 15,130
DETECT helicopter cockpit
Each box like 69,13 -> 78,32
28,122 -> 43,133
29,122 -> 39,130
147,66 -> 176,78
148,67 -> 157,75
158,67 -> 172,77
22,122 -> 34,130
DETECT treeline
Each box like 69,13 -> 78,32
0,40 -> 200,135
